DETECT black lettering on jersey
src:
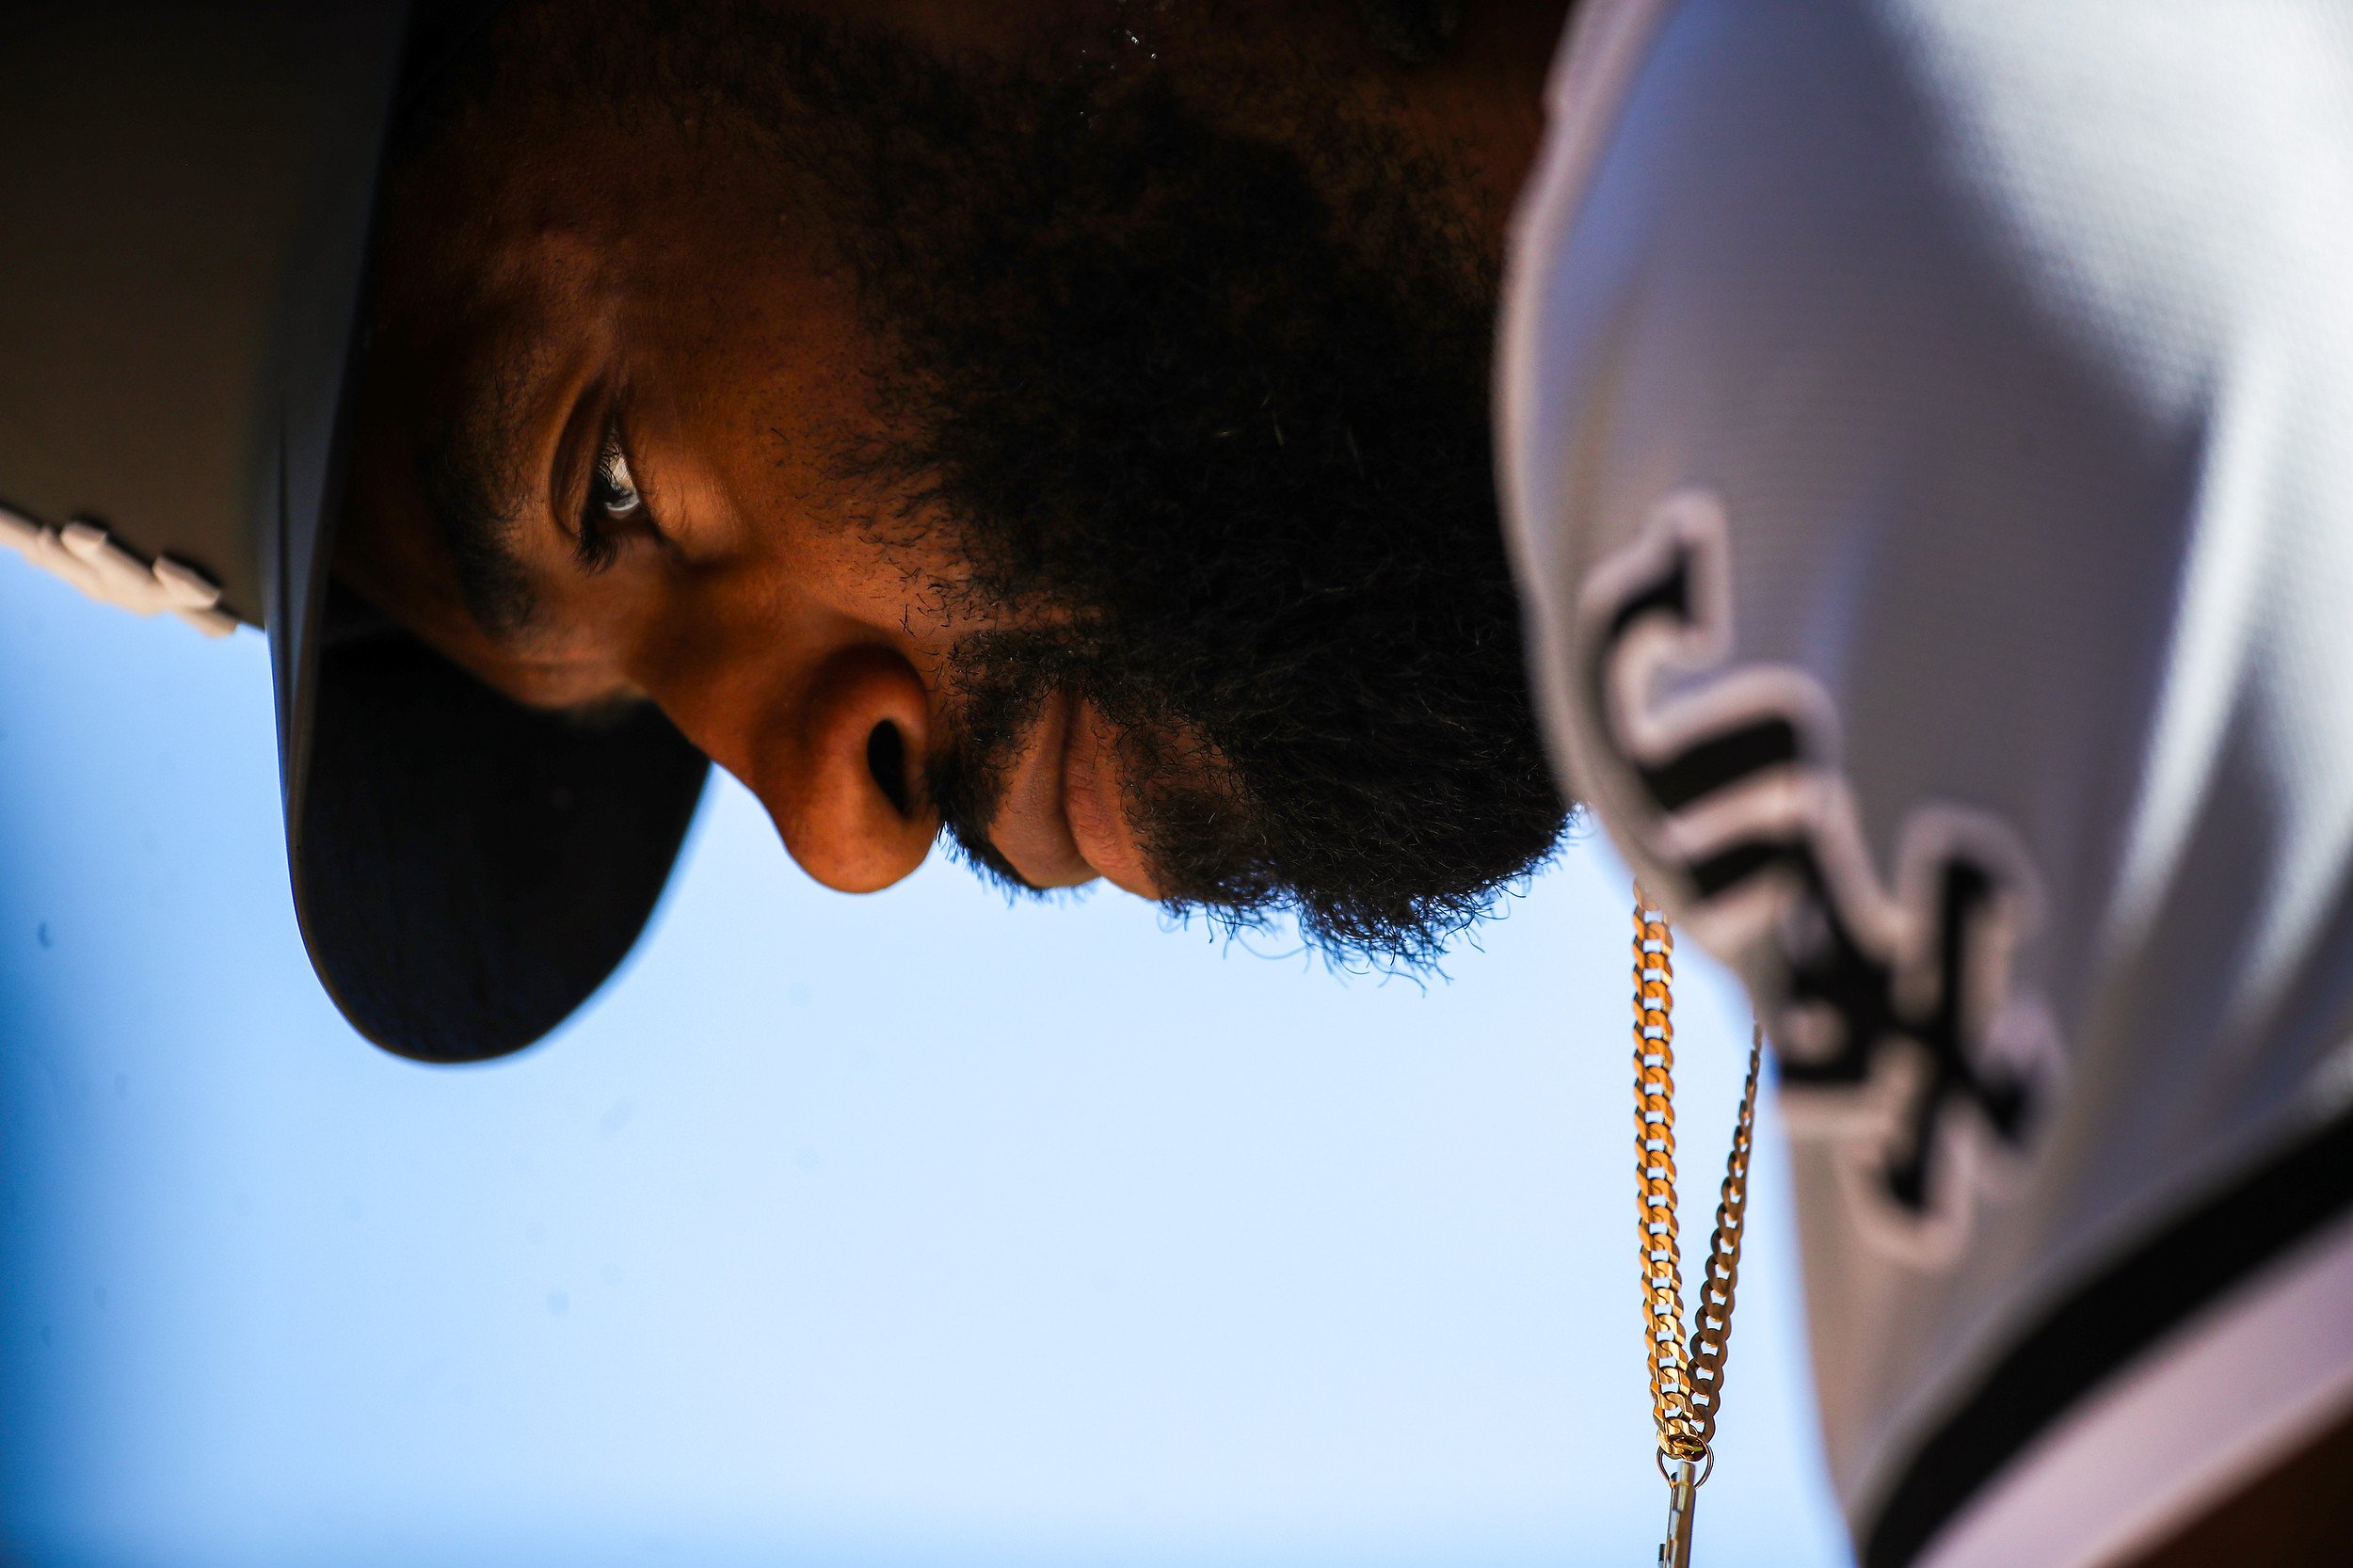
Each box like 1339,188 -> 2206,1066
1576,492 -> 2058,1261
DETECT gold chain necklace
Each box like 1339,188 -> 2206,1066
1632,884 -> 1764,1568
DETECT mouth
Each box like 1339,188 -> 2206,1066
983,686 -> 1159,897
984,686 -> 1092,889
1061,695 -> 1159,898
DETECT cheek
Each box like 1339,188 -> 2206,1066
633,263 -> 919,584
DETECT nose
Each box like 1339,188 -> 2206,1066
753,645 -> 936,892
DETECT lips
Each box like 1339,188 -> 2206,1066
983,687 -> 1158,897
1061,696 -> 1159,898
984,686 -> 1091,888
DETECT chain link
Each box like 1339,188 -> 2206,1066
1632,883 -> 1763,1466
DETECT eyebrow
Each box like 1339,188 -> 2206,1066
415,374 -> 542,644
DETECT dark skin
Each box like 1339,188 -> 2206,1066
338,0 -> 1566,900
2121,1402 -> 2353,1567
334,2 -> 2343,1560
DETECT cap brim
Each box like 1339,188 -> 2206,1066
259,2 -> 710,1064
284,599 -> 710,1064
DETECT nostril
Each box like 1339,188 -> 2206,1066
865,720 -> 911,817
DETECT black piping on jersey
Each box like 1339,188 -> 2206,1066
1860,1095 -> 2353,1568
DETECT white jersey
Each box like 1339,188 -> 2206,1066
1497,4 -> 2353,1566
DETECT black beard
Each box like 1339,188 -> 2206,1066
796,25 -> 1568,962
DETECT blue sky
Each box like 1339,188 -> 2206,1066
0,558 -> 1851,1567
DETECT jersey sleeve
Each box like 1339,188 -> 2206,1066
1497,1 -> 2353,1560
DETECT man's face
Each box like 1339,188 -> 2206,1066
338,0 -> 1567,965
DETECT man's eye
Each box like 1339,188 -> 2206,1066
576,425 -> 653,575
592,431 -> 644,519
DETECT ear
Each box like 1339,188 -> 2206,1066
1356,0 -> 1464,66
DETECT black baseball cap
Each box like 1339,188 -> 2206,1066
2,0 -> 709,1066
274,0 -> 712,1064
